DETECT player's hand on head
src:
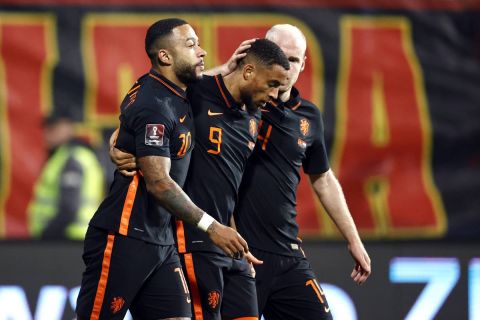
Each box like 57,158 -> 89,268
224,38 -> 256,75
207,221 -> 249,258
348,241 -> 371,285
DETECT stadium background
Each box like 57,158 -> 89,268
0,0 -> 479,318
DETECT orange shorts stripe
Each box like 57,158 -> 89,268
176,219 -> 186,253
183,253 -> 204,320
118,174 -> 139,235
90,233 -> 115,319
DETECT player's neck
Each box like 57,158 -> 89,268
153,66 -> 188,91
222,72 -> 242,105
278,88 -> 292,103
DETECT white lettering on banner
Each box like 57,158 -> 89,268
35,286 -> 67,320
469,259 -> 480,320
390,257 -> 460,320
322,284 -> 358,320
0,286 -> 132,320
0,286 -> 31,320
2,258 -> 480,320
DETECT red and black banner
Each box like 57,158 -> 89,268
0,0 -> 479,239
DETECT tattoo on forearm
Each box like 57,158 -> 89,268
138,156 -> 204,226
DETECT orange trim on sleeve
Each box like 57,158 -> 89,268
119,174 -> 139,235
176,219 -> 186,253
127,84 -> 140,95
90,233 -> 116,319
183,253 -> 204,320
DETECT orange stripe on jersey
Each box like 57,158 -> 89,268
118,174 -> 139,235
176,219 -> 186,253
183,253 -> 204,320
291,101 -> 301,110
214,75 -> 231,109
90,233 -> 115,319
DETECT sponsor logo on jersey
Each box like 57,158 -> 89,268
208,109 -> 223,116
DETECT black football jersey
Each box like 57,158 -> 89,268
235,87 -> 329,257
176,74 -> 258,254
90,69 -> 194,245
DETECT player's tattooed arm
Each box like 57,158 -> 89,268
138,155 -> 250,257
138,156 -> 204,226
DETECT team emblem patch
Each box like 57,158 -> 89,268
145,124 -> 165,146
300,118 -> 310,136
110,296 -> 125,314
249,119 -> 257,138
207,290 -> 221,310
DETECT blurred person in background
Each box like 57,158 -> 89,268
28,114 -> 105,240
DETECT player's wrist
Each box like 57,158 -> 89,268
197,212 -> 215,232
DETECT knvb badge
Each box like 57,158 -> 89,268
145,124 -> 165,146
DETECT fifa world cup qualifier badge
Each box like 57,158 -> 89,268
145,124 -> 165,146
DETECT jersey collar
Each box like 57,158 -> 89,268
283,87 -> 302,110
265,87 -> 302,118
148,68 -> 187,101
214,74 -> 242,111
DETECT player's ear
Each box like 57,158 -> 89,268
300,55 -> 307,72
243,64 -> 255,81
157,49 -> 172,65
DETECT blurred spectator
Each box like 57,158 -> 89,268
28,114 -> 104,240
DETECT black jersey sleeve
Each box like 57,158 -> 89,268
130,99 -> 175,158
302,107 -> 330,174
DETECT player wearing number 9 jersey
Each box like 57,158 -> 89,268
175,39 -> 290,320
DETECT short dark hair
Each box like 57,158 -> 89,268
243,38 -> 290,70
145,18 -> 188,62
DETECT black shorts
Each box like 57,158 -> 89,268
251,247 -> 332,320
180,251 -> 258,320
76,226 -> 191,319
